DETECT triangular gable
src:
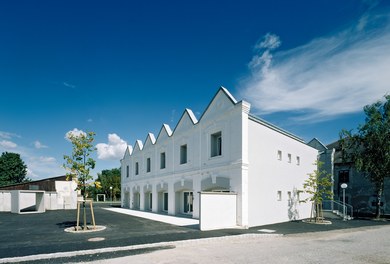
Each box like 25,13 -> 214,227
172,108 -> 198,134
307,138 -> 328,152
122,145 -> 133,159
143,133 -> 156,148
133,140 -> 143,152
199,86 -> 238,122
156,124 -> 173,142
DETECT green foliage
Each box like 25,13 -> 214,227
0,152 -> 29,186
339,95 -> 390,218
303,161 -> 333,204
97,168 -> 121,200
302,161 -> 333,222
63,131 -> 96,200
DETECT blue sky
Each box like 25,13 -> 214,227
1,0 -> 389,180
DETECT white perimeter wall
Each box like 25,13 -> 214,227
0,180 -> 77,212
247,119 -> 317,227
0,191 -> 11,211
199,192 -> 237,231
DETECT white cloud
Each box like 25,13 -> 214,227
0,131 -> 20,139
26,156 -> 64,180
65,128 -> 86,141
34,140 -> 48,149
96,133 -> 128,160
63,82 -> 76,89
240,9 -> 390,122
0,140 -> 17,148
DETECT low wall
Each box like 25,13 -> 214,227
0,191 -> 11,212
0,190 -> 77,212
199,192 -> 237,231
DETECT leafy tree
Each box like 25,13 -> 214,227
0,152 -> 29,186
340,95 -> 390,219
302,161 -> 333,223
63,131 -> 96,230
97,168 -> 121,201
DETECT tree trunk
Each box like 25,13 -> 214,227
83,184 -> 87,230
375,182 -> 383,219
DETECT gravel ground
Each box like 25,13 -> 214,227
81,225 -> 390,264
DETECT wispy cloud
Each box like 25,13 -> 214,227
34,140 -> 48,149
63,82 -> 76,89
26,156 -> 63,179
96,133 -> 127,160
0,140 -> 17,148
0,131 -> 21,139
240,7 -> 390,122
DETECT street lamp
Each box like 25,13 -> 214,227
110,186 -> 113,206
341,183 -> 348,221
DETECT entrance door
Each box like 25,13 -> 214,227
183,191 -> 193,213
163,192 -> 168,211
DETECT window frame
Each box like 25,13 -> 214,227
180,144 -> 187,164
146,157 -> 151,173
210,131 -> 222,157
160,152 -> 166,169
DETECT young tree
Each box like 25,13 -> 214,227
340,95 -> 390,219
0,152 -> 29,186
302,161 -> 333,223
63,131 -> 96,230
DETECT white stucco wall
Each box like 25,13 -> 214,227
0,191 -> 11,212
247,118 -> 317,227
199,192 -> 237,231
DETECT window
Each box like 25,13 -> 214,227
163,192 -> 168,211
339,170 -> 349,184
277,150 -> 282,160
211,131 -> 222,157
135,162 -> 139,175
126,165 -> 129,178
287,191 -> 292,200
277,191 -> 282,201
160,152 -> 166,169
180,144 -> 187,164
296,156 -> 300,165
288,153 -> 292,163
146,158 -> 151,173
149,193 -> 153,210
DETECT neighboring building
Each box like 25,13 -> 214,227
0,175 -> 78,212
121,87 -> 318,228
309,138 -> 390,216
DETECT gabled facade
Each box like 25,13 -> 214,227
121,87 -> 318,228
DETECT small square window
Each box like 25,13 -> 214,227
287,191 -> 292,200
288,153 -> 292,163
277,191 -> 282,201
277,150 -> 282,160
180,144 -> 187,164
296,156 -> 300,165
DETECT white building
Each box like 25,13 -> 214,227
121,87 -> 317,228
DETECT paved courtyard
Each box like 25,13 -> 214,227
0,203 -> 389,263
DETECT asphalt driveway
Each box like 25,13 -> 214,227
0,203 -> 389,262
